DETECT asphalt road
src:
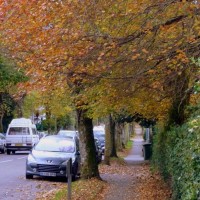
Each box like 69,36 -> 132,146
0,151 -> 63,200
0,151 -> 34,200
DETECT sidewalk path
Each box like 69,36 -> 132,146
124,125 -> 146,165
124,138 -> 145,165
101,125 -> 148,200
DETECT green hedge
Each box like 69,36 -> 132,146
152,106 -> 200,200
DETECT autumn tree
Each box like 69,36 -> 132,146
86,0 -> 200,125
0,0 -> 103,179
22,87 -> 74,133
78,0 -> 200,162
0,0 -> 200,178
0,56 -> 27,132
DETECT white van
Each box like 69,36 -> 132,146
5,118 -> 39,154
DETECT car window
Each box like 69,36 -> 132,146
8,127 -> 30,135
58,130 -> 76,137
93,130 -> 105,137
35,137 -> 75,153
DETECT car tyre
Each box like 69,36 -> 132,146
26,174 -> 33,179
7,149 -> 11,155
71,165 -> 78,181
12,150 -> 15,154
72,174 -> 76,181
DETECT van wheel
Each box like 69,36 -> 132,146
7,150 -> 11,155
26,174 -> 33,179
0,148 -> 5,153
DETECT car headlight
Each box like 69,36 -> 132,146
27,154 -> 37,164
62,158 -> 75,165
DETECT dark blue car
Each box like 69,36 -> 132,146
26,135 -> 81,180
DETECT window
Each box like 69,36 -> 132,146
35,137 -> 75,153
8,127 -> 30,135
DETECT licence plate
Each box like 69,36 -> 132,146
14,143 -> 22,146
40,172 -> 56,177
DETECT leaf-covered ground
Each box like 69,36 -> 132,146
100,160 -> 171,200
36,158 -> 171,200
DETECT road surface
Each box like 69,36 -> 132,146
0,151 -> 63,200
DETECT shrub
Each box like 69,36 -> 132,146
152,105 -> 200,200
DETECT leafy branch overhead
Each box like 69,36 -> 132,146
0,1 -> 199,120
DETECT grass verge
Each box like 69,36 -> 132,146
51,178 -> 107,200
118,139 -> 133,158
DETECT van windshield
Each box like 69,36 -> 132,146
8,127 -> 30,135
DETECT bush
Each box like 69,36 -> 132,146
152,105 -> 200,200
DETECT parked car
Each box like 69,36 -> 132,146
38,131 -> 48,139
94,137 -> 103,163
0,133 -> 6,153
5,118 -> 39,154
26,135 -> 81,180
93,126 -> 105,154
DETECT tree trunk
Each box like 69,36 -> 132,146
167,70 -> 190,128
0,94 -> 4,132
116,122 -> 123,151
76,108 -> 100,179
104,115 -> 111,165
16,92 -> 26,118
54,117 -> 57,133
0,114 -> 4,133
110,114 -> 118,158
123,123 -> 128,145
45,105 -> 52,134
16,106 -> 23,118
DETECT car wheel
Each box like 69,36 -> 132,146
72,174 -> 76,181
99,155 -> 102,162
71,165 -> 78,181
26,174 -> 33,179
7,149 -> 11,155
12,150 -> 15,154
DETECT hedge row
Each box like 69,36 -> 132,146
152,106 -> 200,200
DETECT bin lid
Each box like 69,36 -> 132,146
143,143 -> 152,146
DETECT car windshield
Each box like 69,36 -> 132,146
35,137 -> 75,153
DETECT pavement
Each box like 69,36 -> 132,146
103,124 -> 149,200
124,125 -> 149,165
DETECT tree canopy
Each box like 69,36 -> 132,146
0,56 -> 28,131
0,0 -> 199,178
